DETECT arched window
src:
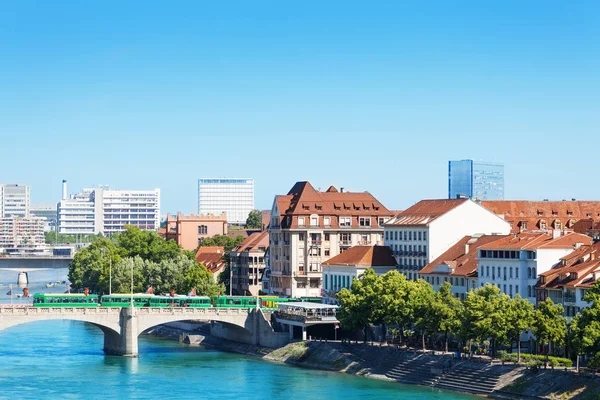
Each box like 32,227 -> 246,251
527,285 -> 532,297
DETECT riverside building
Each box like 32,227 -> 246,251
197,178 -> 254,225
0,216 -> 46,254
268,182 -> 392,298
57,182 -> 160,235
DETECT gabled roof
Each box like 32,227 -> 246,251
419,235 -> 509,277
233,230 -> 269,253
322,245 -> 397,267
272,181 -> 392,229
385,199 -> 469,226
478,232 -> 593,250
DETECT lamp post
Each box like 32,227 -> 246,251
130,259 -> 134,308
109,255 -> 112,295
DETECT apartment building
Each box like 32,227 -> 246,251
0,216 -> 46,254
57,183 -> 160,235
198,178 -> 254,225
419,234 -> 509,300
384,199 -> 511,280
231,230 -> 269,296
322,245 -> 396,304
536,242 -> 600,319
0,184 -> 30,218
30,205 -> 58,232
160,212 -> 228,251
477,232 -> 592,303
268,182 -> 392,298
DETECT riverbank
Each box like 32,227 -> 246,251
145,323 -> 600,399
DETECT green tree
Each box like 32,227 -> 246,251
337,268 -> 383,342
116,225 -> 181,263
246,209 -> 262,229
379,271 -> 411,344
426,282 -> 462,353
412,280 -> 437,351
181,262 -> 224,297
505,294 -> 534,362
461,284 -> 510,357
569,281 -> 600,370
198,234 -> 244,252
68,238 -> 121,293
532,298 -> 567,367
109,256 -> 146,294
218,263 -> 231,295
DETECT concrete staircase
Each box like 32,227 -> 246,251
385,354 -> 448,385
433,362 -> 506,395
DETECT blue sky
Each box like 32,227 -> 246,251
1,1 -> 599,213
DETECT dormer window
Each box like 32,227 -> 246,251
567,210 -> 573,216
302,204 -> 310,211
539,219 -> 547,230
552,210 -> 558,217
554,219 -> 562,230
298,217 -> 305,226
537,210 -> 544,216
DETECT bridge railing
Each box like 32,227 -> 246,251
0,307 -> 122,315
137,307 -> 252,316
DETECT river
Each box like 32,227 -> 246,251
0,268 -> 475,399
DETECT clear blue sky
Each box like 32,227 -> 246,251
2,1 -> 599,214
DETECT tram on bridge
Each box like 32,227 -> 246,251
31,293 -> 323,309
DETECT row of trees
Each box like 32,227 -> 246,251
45,231 -> 105,245
337,269 -> 600,367
68,226 -> 224,297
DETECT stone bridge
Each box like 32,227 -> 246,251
0,306 -> 281,356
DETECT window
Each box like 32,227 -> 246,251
310,216 -> 318,226
340,217 -> 351,227
394,231 -> 398,240
378,217 -> 386,226
324,274 -> 328,290
359,217 -> 371,227
324,217 -> 331,226
324,233 -> 330,241
403,231 -> 407,240
385,231 -> 389,241
516,268 -> 519,278
527,285 -> 532,297
486,266 -> 489,277
423,231 -> 427,240
516,285 -> 519,295
409,231 -> 412,240
299,233 -> 305,241
298,217 -> 305,226
324,249 -> 330,256
198,225 -> 208,235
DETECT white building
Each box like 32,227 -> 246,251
322,245 -> 397,304
384,199 -> 511,280
198,178 -> 254,225
477,232 -> 592,303
269,182 -> 393,298
0,216 -> 46,254
537,242 -> 600,319
0,184 -> 30,218
31,205 -> 58,232
57,183 -> 160,235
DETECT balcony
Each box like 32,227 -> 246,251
358,240 -> 371,246
339,240 -> 352,246
308,241 -> 322,247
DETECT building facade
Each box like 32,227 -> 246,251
160,212 -> 228,251
0,184 -> 30,218
385,199 -> 511,280
0,216 -> 46,254
57,185 -> 160,235
536,242 -> 600,319
448,160 -> 504,200
269,182 -> 393,298
31,205 -> 58,232
322,245 -> 396,304
198,178 -> 254,225
477,232 -> 592,303
231,230 -> 269,296
419,234 -> 508,300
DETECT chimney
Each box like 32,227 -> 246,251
340,187 -> 345,193
464,243 -> 470,254
553,229 -> 561,239
573,242 -> 584,250
62,180 -> 67,201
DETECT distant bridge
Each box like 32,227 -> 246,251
0,306 -> 274,356
0,256 -> 73,270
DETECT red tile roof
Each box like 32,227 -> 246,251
478,232 -> 592,250
386,199 -> 469,226
419,235 -> 509,277
233,230 -> 269,254
322,245 -> 397,267
481,200 -> 600,234
273,182 -> 392,229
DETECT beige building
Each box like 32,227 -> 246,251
269,182 -> 393,298
161,212 -> 228,251
231,231 -> 269,296
195,246 -> 226,282
0,216 -> 46,254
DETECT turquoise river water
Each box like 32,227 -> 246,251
0,269 -> 475,399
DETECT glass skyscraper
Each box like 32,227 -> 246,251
448,160 -> 504,200
198,178 -> 255,225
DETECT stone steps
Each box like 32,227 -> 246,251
433,364 -> 503,395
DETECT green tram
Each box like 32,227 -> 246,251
33,293 -> 100,307
150,296 -> 211,308
101,294 -> 157,307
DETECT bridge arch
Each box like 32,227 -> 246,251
136,307 -> 252,335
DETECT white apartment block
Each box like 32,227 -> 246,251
0,184 -> 30,218
0,216 -> 46,253
57,184 -> 160,235
477,232 -> 592,304
385,199 -> 511,281
269,182 -> 392,298
198,178 -> 254,225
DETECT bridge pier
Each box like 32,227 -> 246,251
103,307 -> 139,357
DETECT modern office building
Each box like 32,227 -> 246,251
31,205 -> 58,232
57,182 -> 160,235
448,160 -> 504,200
0,184 -> 30,218
198,178 -> 254,225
